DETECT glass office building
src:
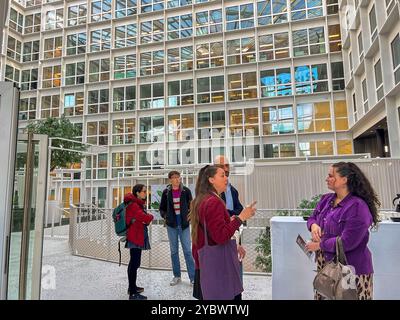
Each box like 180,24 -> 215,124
340,0 -> 400,158
1,0 -> 355,206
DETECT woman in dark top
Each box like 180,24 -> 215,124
190,165 -> 256,300
306,162 -> 380,300
124,184 -> 154,300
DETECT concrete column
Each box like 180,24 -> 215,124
375,128 -> 385,157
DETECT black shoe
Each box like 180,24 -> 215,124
129,293 -> 147,300
127,287 -> 144,295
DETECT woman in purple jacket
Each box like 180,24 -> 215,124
305,162 -> 380,300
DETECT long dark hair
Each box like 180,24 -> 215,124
332,162 -> 380,227
132,184 -> 145,198
189,165 -> 221,244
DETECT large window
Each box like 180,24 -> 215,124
257,0 -> 288,26
9,8 -> 23,33
228,72 -> 257,101
64,92 -> 84,116
334,101 -> 348,131
226,3 -> 255,31
299,141 -> 333,156
258,32 -> 289,61
386,0 -> 396,16
112,118 -> 135,145
66,33 -> 87,55
168,79 -> 194,107
227,37 -> 256,65
90,28 -> 111,52
327,0 -> 339,15
141,0 -> 164,13
391,34 -> 400,84
229,108 -> 259,137
41,95 -> 60,118
140,83 -> 164,109
264,143 -> 296,158
195,9 -> 222,36
168,148 -> 195,166
113,86 -> 136,111
7,36 -> 21,62
291,0 -> 323,20
369,5 -> 377,42
196,41 -> 223,69
91,0 -> 112,22
262,105 -> 294,135
67,4 -> 87,26
294,64 -> 328,94
140,50 -> 164,76
4,65 -> 20,84
260,68 -> 292,97
328,25 -> 342,52
337,140 -> 353,155
197,75 -> 225,104
112,152 -> 135,178
116,0 -> 137,18
292,27 -> 325,57
362,78 -> 368,113
85,154 -> 108,179
167,14 -> 193,40
139,116 -> 165,143
88,89 -> 109,114
86,121 -> 109,146
139,150 -> 164,170
42,65 -> 61,88
19,97 -> 37,121
168,0 -> 192,8
358,31 -> 364,60
89,58 -> 110,82
65,62 -> 85,86
115,24 -> 137,48
197,111 -> 225,140
374,59 -> 384,101
44,37 -> 62,59
331,62 -> 345,91
23,40 -> 39,62
140,19 -> 164,44
114,54 -> 136,79
21,68 -> 38,91
168,113 -> 194,141
45,8 -> 63,30
167,46 -> 193,72
24,13 -> 41,34
297,102 -> 331,133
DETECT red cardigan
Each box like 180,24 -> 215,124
124,193 -> 154,247
192,193 -> 241,269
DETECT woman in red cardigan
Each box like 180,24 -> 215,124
190,165 -> 256,300
124,184 -> 154,300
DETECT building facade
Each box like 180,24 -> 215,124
1,0 -> 355,207
340,0 -> 400,158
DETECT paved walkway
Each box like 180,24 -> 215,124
41,232 -> 272,300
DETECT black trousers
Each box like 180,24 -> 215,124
128,248 -> 142,294
193,269 -> 242,300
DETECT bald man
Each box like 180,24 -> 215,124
214,155 -> 244,217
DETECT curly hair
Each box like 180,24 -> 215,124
332,162 -> 380,227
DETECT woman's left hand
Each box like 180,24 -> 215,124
305,241 -> 320,252
237,245 -> 246,261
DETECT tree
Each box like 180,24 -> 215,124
27,116 -> 87,171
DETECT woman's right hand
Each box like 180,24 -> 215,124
238,201 -> 257,222
311,223 -> 322,242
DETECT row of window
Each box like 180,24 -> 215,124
9,0 -> 339,35
6,24 -> 341,66
85,138 -> 352,179
9,61 -> 344,101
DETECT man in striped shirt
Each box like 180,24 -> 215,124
160,171 -> 195,286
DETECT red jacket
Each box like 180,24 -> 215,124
192,193 -> 241,269
124,193 -> 154,247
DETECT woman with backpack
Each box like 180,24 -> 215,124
124,184 -> 154,300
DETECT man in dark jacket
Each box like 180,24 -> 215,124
159,170 -> 195,286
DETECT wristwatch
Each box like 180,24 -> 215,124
234,215 -> 243,225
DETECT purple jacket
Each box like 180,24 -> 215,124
307,193 -> 374,275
